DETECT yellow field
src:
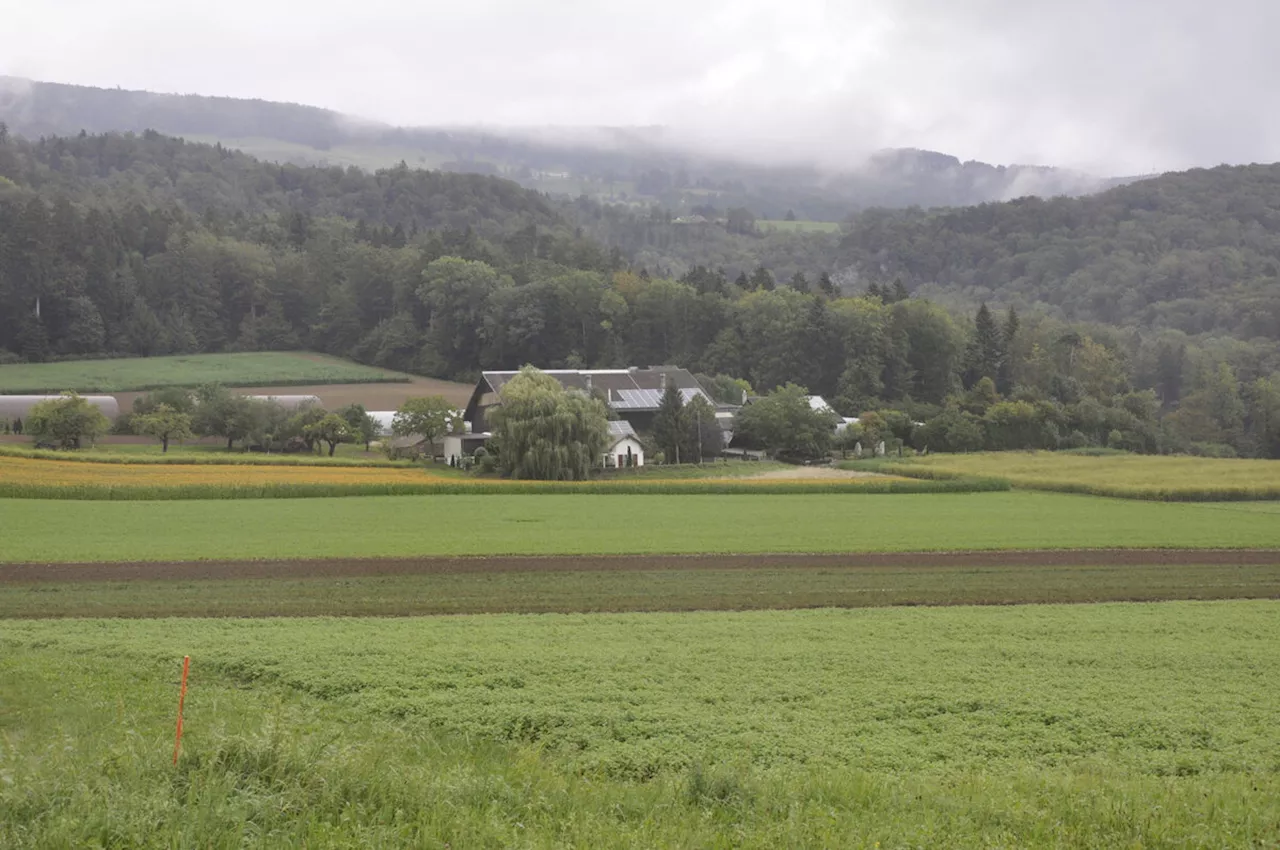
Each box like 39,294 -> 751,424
0,455 -> 437,488
896,451 -> 1280,500
0,455 -> 937,499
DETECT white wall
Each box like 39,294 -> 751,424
605,437 -> 645,468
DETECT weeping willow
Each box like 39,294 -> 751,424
489,367 -> 610,480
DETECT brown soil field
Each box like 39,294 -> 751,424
113,375 -> 473,412
4,549 -> 1277,584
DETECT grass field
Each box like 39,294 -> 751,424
4,492 -> 1280,562
3,603 -> 1277,846
5,561 -> 1278,618
757,219 -> 843,233
861,451 -> 1280,500
0,352 -> 408,393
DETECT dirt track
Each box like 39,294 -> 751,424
3,549 -> 1277,584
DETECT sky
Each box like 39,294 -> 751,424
2,0 -> 1277,175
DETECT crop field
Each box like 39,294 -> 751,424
864,450 -> 1280,500
4,557 -> 1279,618
0,351 -> 409,393
3,603 -> 1278,846
5,492 -> 1280,562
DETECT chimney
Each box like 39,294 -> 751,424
659,372 -> 667,392
584,373 -> 593,392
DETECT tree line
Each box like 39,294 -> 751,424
1,129 -> 1277,458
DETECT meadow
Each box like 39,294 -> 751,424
3,603 -> 1278,846
5,561 -> 1278,618
859,450 -> 1280,500
4,492 -> 1280,562
0,351 -> 408,393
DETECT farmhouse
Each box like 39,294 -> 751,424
605,420 -> 645,468
463,366 -> 714,434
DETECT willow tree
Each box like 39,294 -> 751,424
490,366 -> 609,480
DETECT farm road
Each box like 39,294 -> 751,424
3,549 -> 1278,583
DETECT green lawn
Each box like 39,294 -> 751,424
2,603 -> 1277,846
0,352 -> 408,393
3,492 -> 1280,563
5,562 -> 1277,618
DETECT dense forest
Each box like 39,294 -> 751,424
0,77 -> 1122,218
0,127 -> 1277,457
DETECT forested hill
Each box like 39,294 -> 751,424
0,76 -> 1118,218
834,163 -> 1280,340
1,128 -> 1278,458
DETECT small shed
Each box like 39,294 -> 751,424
0,394 -> 121,427
605,420 -> 645,468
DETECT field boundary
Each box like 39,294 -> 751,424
4,549 -> 1278,583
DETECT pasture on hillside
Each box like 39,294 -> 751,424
4,492 -> 1280,562
3,603 -> 1277,847
865,451 -> 1280,500
0,352 -> 409,394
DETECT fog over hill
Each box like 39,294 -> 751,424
0,76 -> 1132,220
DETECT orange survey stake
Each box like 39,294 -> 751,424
172,655 -> 190,765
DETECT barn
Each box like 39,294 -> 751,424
0,395 -> 121,429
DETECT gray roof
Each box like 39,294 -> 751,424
0,395 -> 120,420
480,367 -> 711,413
607,420 -> 637,439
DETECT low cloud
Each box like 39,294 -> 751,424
1,0 -> 1276,175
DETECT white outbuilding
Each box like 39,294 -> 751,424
605,420 -> 645,468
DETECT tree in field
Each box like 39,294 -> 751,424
305,413 -> 355,456
286,403 -> 328,453
192,384 -> 242,449
339,402 -> 379,450
489,366 -> 609,480
997,306 -> 1020,394
26,392 -> 111,449
963,303 -> 1004,389
683,393 -> 722,461
391,396 -> 460,458
735,383 -> 837,460
652,382 -> 691,464
133,403 -> 193,453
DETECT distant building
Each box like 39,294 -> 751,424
463,366 -> 714,434
605,420 -> 645,468
0,395 -> 120,424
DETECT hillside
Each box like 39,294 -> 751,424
0,77 -> 1122,219
0,127 -> 1276,458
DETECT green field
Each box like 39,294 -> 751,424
3,603 -> 1277,846
5,492 -> 1280,563
757,219 -> 843,233
864,451 -> 1280,500
0,352 -> 408,393
6,562 -> 1278,618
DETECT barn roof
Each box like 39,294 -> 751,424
477,367 -> 711,414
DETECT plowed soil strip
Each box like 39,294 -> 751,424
3,549 -> 1278,584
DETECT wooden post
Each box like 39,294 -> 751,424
172,655 -> 190,766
